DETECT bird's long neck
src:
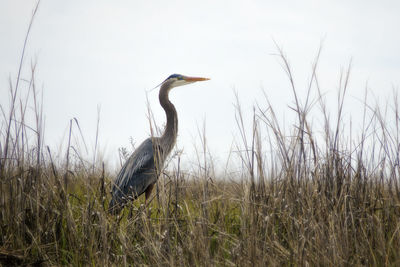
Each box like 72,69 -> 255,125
158,82 -> 178,155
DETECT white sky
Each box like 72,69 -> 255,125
1,0 -> 399,170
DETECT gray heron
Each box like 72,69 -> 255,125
109,74 -> 210,213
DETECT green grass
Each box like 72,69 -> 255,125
1,77 -> 400,266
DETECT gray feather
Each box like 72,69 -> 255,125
110,138 -> 159,209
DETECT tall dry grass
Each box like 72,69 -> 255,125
1,5 -> 400,266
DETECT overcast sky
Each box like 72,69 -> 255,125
1,0 -> 399,170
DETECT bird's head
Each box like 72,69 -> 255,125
162,74 -> 210,89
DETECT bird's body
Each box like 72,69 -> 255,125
109,74 -> 209,213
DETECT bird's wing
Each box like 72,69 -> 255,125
112,138 -> 157,201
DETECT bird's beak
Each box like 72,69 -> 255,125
183,76 -> 210,82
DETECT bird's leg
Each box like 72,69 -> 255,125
144,183 -> 154,206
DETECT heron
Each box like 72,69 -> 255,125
109,74 -> 210,213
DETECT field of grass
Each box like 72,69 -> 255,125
1,6 -> 400,266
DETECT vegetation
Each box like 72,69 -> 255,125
1,5 -> 400,266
